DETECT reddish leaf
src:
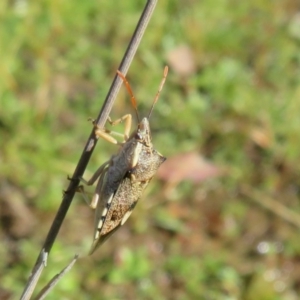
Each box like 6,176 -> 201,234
157,152 -> 223,185
166,45 -> 196,77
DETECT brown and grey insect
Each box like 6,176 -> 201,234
81,66 -> 168,254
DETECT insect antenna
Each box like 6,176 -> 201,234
148,65 -> 169,119
117,70 -> 140,122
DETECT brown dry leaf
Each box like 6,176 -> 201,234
166,45 -> 196,76
157,151 -> 222,187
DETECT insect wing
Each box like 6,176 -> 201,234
89,176 -> 146,254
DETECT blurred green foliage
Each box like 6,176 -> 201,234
1,0 -> 300,299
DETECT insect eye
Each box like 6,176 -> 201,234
135,132 -> 142,140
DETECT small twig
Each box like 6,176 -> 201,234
20,1 -> 157,299
19,250 -> 48,300
34,255 -> 79,300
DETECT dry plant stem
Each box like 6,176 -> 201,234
20,1 -> 158,299
34,255 -> 79,300
242,185 -> 300,229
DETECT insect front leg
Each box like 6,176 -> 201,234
107,114 -> 132,141
93,114 -> 132,144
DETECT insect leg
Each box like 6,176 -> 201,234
77,186 -> 93,207
93,114 -> 132,144
80,161 -> 110,186
89,166 -> 108,209
107,114 -> 132,141
79,164 -> 108,208
79,161 -> 109,206
94,129 -> 121,144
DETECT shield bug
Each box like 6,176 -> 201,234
81,66 -> 168,254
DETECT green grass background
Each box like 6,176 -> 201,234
1,0 -> 300,299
